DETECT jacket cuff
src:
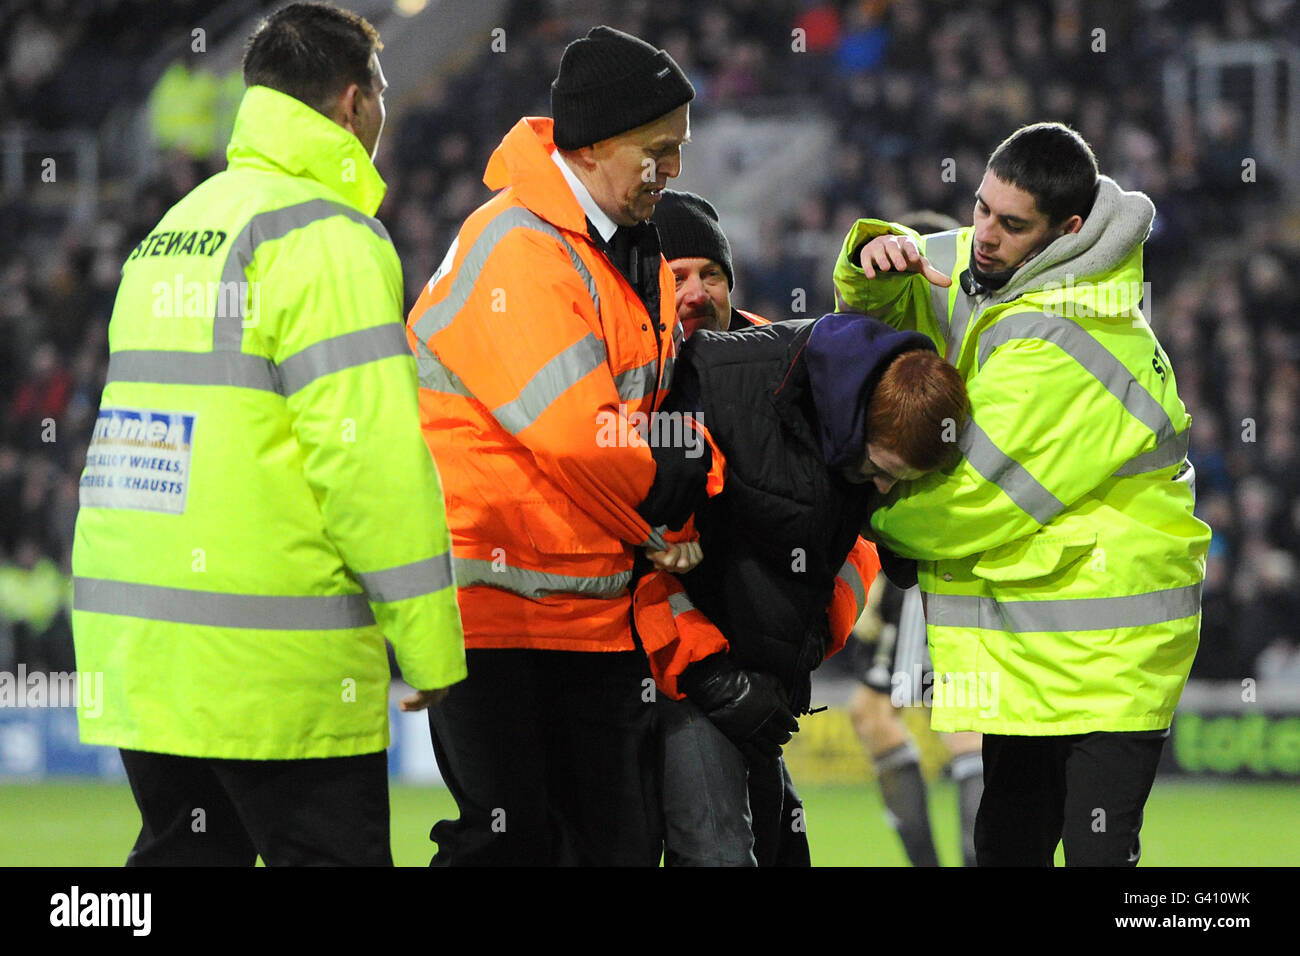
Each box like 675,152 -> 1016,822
632,571 -> 729,700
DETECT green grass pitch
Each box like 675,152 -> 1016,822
1,778 -> 1295,866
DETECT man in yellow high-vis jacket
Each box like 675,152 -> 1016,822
72,3 -> 465,866
833,122 -> 1210,866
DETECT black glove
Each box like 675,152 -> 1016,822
678,654 -> 799,762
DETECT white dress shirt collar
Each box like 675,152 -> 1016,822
552,148 -> 618,242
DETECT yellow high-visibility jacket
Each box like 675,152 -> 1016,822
833,176 -> 1209,735
73,86 -> 466,759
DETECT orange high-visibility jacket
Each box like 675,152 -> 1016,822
407,117 -> 679,651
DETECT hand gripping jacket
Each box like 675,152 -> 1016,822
406,117 -> 680,651
72,86 -> 466,759
632,307 -> 878,699
832,176 -> 1211,735
637,319 -> 887,711
634,539 -> 879,700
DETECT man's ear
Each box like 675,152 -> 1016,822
333,82 -> 362,132
561,144 -> 598,172
1061,213 -> 1084,236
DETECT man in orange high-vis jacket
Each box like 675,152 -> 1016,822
407,26 -> 704,866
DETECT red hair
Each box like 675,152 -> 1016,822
866,350 -> 968,472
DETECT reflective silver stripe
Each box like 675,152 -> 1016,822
922,583 -> 1202,632
1113,428 -> 1191,477
895,586 -> 927,677
837,557 -> 868,618
614,359 -> 659,401
643,525 -> 669,553
659,353 -> 675,394
107,327 -> 409,396
453,557 -> 630,599
277,323 -> 411,396
492,332 -> 607,435
669,320 -> 682,388
356,552 -> 455,603
558,234 -> 600,319
977,312 -> 1175,445
73,577 -> 375,630
414,338 -> 473,397
958,418 -> 1064,525
667,590 -> 696,618
215,199 -> 391,352
107,349 -> 279,392
411,206 -> 600,341
923,230 -> 958,344
946,282 -> 976,361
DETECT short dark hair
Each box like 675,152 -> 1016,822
987,122 -> 1099,225
242,2 -> 381,115
867,350 -> 968,473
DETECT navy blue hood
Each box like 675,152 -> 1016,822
803,312 -> 936,469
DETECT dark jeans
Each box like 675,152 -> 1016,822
975,729 -> 1169,867
119,748 -> 393,866
427,647 -> 661,866
659,695 -> 810,867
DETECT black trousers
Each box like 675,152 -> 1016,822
975,730 -> 1168,867
119,749 -> 393,866
427,647 -> 662,866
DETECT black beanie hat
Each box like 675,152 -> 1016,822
652,190 -> 734,288
551,25 -> 695,150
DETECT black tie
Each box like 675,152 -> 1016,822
610,226 -> 637,284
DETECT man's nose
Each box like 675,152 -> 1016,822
873,475 -> 897,495
659,149 -> 681,180
680,275 -> 706,304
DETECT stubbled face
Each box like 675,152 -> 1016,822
971,170 -> 1072,274
670,257 -> 730,337
352,54 -> 387,160
586,104 -> 689,226
841,442 -> 927,494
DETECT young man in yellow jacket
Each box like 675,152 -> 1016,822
73,3 -> 466,865
408,26 -> 703,865
834,122 -> 1210,866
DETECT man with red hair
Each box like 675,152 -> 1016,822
635,306 -> 967,865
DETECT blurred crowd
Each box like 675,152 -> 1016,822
2,0 -> 1297,681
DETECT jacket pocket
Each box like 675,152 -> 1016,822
970,530 -> 1097,584
515,497 -> 627,560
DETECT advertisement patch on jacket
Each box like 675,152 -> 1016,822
80,408 -> 196,514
